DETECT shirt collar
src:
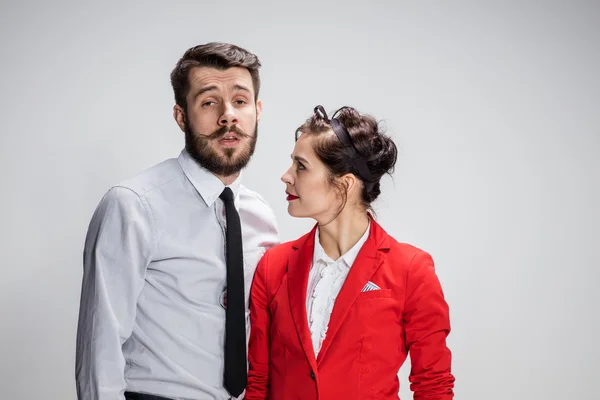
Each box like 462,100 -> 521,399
177,149 -> 242,207
312,220 -> 371,268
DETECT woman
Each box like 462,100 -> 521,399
246,105 -> 455,400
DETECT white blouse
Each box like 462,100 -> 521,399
306,222 -> 371,356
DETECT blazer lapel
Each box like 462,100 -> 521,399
317,220 -> 390,364
287,226 -> 319,373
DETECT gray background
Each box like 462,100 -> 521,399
1,1 -> 598,399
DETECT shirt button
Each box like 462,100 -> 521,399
310,370 -> 316,380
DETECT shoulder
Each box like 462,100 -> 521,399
257,231 -> 310,273
91,157 -> 182,222
374,222 -> 435,271
239,185 -> 275,215
238,184 -> 279,231
254,235 -> 307,299
239,184 -> 271,207
389,240 -> 432,265
116,157 -> 183,196
376,233 -> 441,295
262,240 -> 297,263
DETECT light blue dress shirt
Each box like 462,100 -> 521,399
76,149 -> 279,400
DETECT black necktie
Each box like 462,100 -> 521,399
219,187 -> 247,397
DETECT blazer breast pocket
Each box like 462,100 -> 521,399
356,288 -> 392,300
354,288 -> 397,328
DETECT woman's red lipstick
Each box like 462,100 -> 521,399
286,191 -> 299,201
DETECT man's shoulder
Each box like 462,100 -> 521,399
115,157 -> 183,196
239,184 -> 272,210
238,184 -> 278,230
90,157 -> 183,220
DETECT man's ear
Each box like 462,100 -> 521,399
256,98 -> 263,122
173,105 -> 186,132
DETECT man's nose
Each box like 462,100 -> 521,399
218,103 -> 238,126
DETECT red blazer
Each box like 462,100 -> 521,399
246,219 -> 454,400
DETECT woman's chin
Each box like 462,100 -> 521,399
287,204 -> 308,219
287,205 -> 299,218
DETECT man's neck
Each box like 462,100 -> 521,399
217,172 -> 240,186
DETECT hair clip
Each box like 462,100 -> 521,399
313,105 -> 330,123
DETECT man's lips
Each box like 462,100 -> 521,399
218,133 -> 241,147
220,132 -> 241,140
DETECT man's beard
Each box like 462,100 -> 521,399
185,120 -> 258,177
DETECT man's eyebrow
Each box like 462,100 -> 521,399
194,85 -> 218,99
232,84 -> 251,94
194,84 -> 251,99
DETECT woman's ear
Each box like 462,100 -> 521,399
341,173 -> 359,197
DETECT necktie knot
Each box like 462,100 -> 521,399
220,187 -> 235,203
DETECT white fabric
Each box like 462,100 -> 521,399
306,222 -> 370,356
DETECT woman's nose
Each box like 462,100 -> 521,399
281,167 -> 293,185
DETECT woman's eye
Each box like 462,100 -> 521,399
297,162 -> 305,170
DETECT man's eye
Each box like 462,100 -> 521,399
235,100 -> 247,105
202,101 -> 215,107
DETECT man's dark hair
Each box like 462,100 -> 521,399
170,42 -> 261,110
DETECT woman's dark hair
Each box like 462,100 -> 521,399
295,106 -> 398,212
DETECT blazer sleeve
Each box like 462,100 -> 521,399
404,250 -> 455,400
246,250 -> 271,399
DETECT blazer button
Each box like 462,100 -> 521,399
310,370 -> 316,380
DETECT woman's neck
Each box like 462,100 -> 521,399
317,208 -> 370,260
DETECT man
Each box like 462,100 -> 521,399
76,43 -> 279,400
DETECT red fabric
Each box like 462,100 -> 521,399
246,219 -> 455,400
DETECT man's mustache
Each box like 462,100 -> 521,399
206,125 -> 250,140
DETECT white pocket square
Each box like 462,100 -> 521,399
361,281 -> 381,292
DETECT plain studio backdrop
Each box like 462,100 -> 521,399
1,1 -> 598,399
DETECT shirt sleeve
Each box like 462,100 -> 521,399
404,250 -> 455,400
75,186 -> 154,400
260,205 -> 280,251
246,250 -> 272,399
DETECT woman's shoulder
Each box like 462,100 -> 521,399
255,233 -> 309,287
263,232 -> 309,260
373,221 -> 431,258
263,240 -> 295,261
375,224 -> 435,268
260,228 -> 314,266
